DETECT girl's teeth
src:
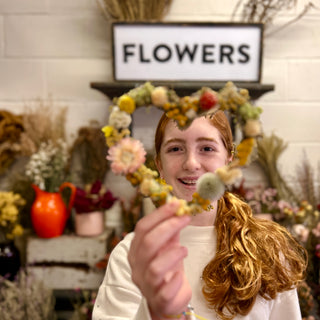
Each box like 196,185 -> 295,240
181,179 -> 197,185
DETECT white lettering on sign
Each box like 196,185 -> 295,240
112,23 -> 263,82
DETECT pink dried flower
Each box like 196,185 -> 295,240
315,244 -> 320,258
277,200 -> 293,212
312,222 -> 320,238
245,189 -> 255,201
292,224 -> 310,243
107,137 -> 146,175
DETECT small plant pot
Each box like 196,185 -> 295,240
75,211 -> 105,237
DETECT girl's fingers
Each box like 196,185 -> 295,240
152,270 -> 192,316
128,201 -> 192,316
129,202 -> 190,267
139,214 -> 190,261
129,214 -> 190,289
145,245 -> 188,289
135,201 -> 181,237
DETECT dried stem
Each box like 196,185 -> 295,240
266,2 -> 316,37
232,0 -> 316,37
295,151 -> 319,208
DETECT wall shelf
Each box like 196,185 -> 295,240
90,81 -> 275,101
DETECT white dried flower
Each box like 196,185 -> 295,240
151,87 -> 168,107
196,172 -> 225,201
109,107 -> 132,129
185,108 -> 197,120
215,165 -> 243,185
25,139 -> 69,192
244,119 -> 262,137
140,178 -> 160,197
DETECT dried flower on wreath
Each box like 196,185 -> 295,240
102,82 -> 263,216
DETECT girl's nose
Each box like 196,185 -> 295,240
182,151 -> 201,171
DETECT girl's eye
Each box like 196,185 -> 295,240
167,146 -> 181,153
201,146 -> 215,152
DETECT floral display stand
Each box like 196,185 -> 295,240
91,81 -> 274,101
26,229 -> 112,290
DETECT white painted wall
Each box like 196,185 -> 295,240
1,0 -> 319,196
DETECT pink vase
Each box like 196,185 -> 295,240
74,211 -> 105,236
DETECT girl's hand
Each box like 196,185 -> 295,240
128,201 -> 192,319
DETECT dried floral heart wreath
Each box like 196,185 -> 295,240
102,81 -> 263,216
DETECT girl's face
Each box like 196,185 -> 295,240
157,117 -> 231,201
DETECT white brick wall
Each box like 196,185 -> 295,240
0,0 -> 319,194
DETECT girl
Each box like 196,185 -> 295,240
93,110 -> 306,320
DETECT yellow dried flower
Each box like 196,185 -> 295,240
0,192 -> 25,241
102,125 -> 113,138
236,138 -> 255,166
118,94 -> 136,114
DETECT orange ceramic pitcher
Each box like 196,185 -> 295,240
31,182 -> 76,238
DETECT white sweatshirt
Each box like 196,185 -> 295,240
93,225 -> 302,320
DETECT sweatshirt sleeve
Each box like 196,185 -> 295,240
92,233 -> 152,320
269,288 -> 302,320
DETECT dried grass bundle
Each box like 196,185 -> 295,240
256,133 -> 299,204
97,0 -> 173,21
69,121 -> 109,186
0,269 -> 57,320
0,111 -> 24,174
295,151 -> 319,208
20,98 -> 67,156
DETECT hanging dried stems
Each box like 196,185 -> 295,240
232,0 -> 317,37
96,0 -> 173,21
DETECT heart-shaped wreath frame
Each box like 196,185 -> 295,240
102,81 -> 263,216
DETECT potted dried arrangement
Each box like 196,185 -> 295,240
1,100 -> 76,238
73,180 -> 117,236
25,139 -> 76,238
